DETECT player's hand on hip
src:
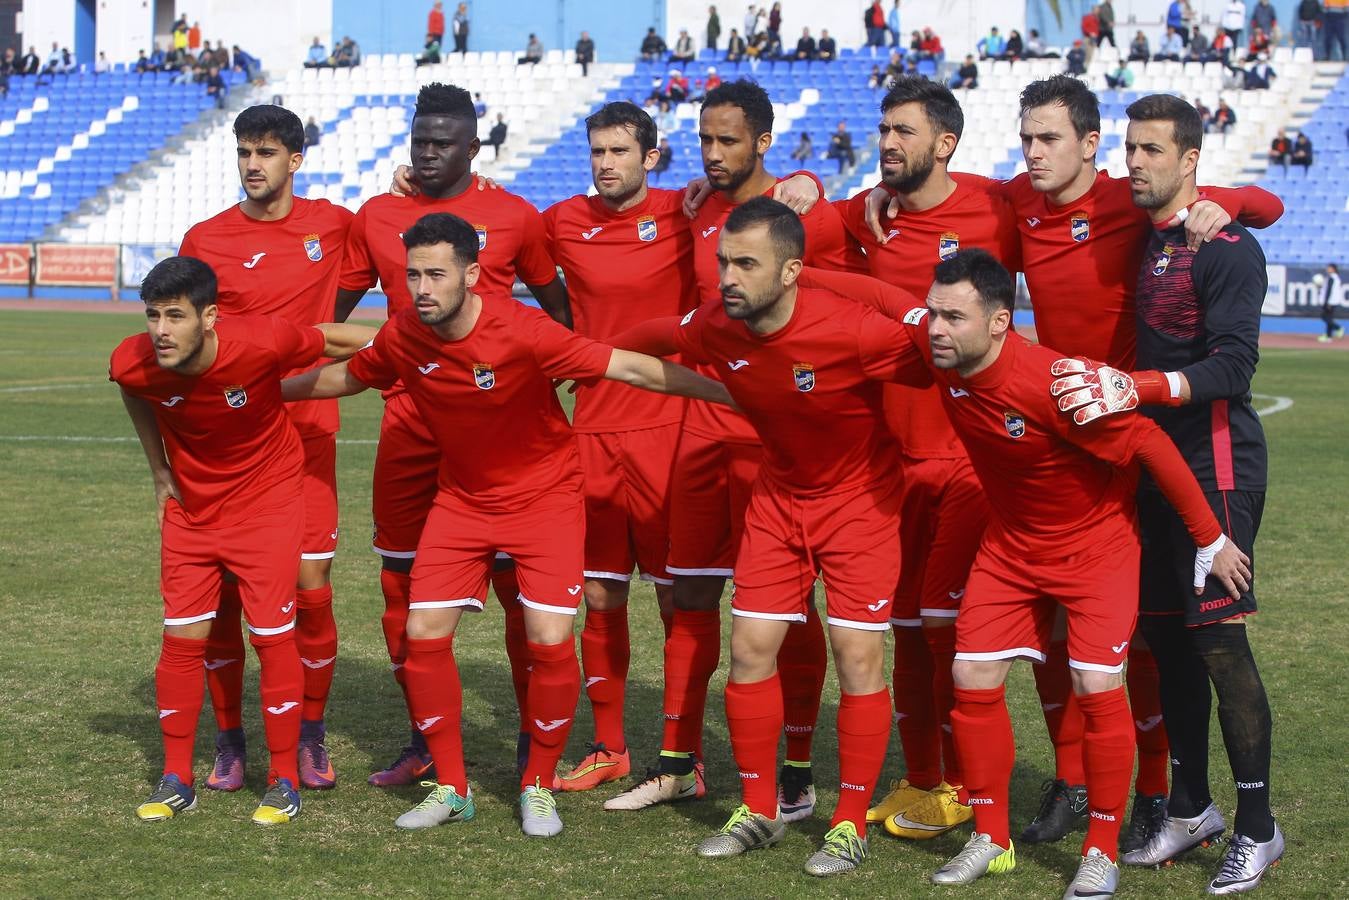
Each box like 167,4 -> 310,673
1194,534 -> 1252,599
153,471 -> 182,530
863,185 -> 901,243
682,176 -> 712,219
391,165 -> 419,196
772,173 -> 820,214
1049,357 -> 1139,425
1179,200 -> 1232,252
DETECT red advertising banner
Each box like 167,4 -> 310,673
35,243 -> 119,286
0,243 -> 32,285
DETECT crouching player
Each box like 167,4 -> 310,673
112,256 -> 374,825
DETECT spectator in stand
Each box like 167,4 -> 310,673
655,99 -> 677,134
232,45 -> 260,82
1179,0 -> 1197,42
654,68 -> 690,102
1,47 -> 15,76
1320,264 -> 1343,341
745,4 -> 761,41
1244,52 -> 1276,87
1246,27 -> 1272,60
885,49 -> 905,82
1155,26 -> 1185,60
1296,0 -> 1321,53
518,33 -> 543,66
1097,1 -> 1117,46
1067,38 -> 1088,73
304,37 -> 326,68
641,27 -> 668,62
949,53 -> 979,88
150,43 -> 169,71
1291,131 -> 1314,171
1251,0 -> 1279,41
1195,98 -> 1213,130
795,28 -> 817,60
172,19 -> 189,61
903,54 -> 920,75
1105,59 -> 1134,88
486,113 -> 507,158
977,26 -> 1006,60
703,65 -> 723,92
1188,26 -> 1213,60
205,64 -> 227,109
866,1 -> 887,48
790,130 -> 812,161
1002,29 -> 1024,59
1081,7 -> 1101,49
1166,0 -> 1187,41
304,116 -> 322,148
19,46 -> 40,75
888,0 -> 902,47
134,50 -> 151,73
867,63 -> 885,88
427,2 -> 445,46
920,27 -> 944,61
415,34 -> 441,67
826,120 -> 855,171
1026,29 -> 1049,57
725,28 -> 747,61
331,37 -> 360,68
41,42 -> 61,75
818,29 -> 836,60
94,51 -> 109,75
474,92 -> 487,117
0,56 -> 8,97
1223,0 -> 1248,50
653,136 -> 674,182
452,3 -> 470,56
170,61 -> 193,85
767,2 -> 782,41
576,31 -> 595,76
1128,30 -> 1151,61
1268,133 -> 1291,172
1214,98 -> 1237,132
1329,0 -> 1349,62
708,6 -> 722,50
188,21 -> 201,52
1211,25 -> 1235,61
672,29 -> 696,65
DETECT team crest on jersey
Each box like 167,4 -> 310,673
1153,244 -> 1174,276
224,385 -> 248,408
792,363 -> 816,393
636,215 -> 658,242
1070,212 -> 1090,243
938,232 -> 959,261
1003,410 -> 1025,438
303,233 -> 323,262
473,224 -> 488,251
472,363 -> 495,390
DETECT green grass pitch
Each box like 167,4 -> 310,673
0,310 -> 1344,898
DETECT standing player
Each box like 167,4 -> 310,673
178,104 -> 353,793
335,83 -> 567,785
113,257 -> 373,825
284,213 -> 733,836
1054,95 -> 1283,895
832,76 -> 1011,840
799,256 -> 1250,897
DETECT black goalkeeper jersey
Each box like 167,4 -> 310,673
1134,220 -> 1268,493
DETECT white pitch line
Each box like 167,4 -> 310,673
1252,394 -> 1294,417
0,435 -> 379,445
0,382 -> 104,394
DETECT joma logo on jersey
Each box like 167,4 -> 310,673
303,233 -> 323,262
792,363 -> 815,393
1153,244 -> 1174,276
938,231 -> 959,261
223,385 -> 247,408
473,224 -> 488,250
1003,410 -> 1025,438
1071,212 -> 1090,243
472,363 -> 495,390
636,215 -> 658,242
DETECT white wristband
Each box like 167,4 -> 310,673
1164,371 -> 1182,400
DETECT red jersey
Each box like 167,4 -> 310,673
346,295 -> 614,511
177,197 -> 352,439
108,316 -> 325,527
544,188 -> 697,433
340,188 -> 557,317
837,180 -> 1021,459
672,288 -> 927,497
686,174 -> 867,444
967,171 -> 1282,367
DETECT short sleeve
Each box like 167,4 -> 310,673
268,317 -> 326,370
108,336 -> 145,388
345,323 -> 400,390
672,302 -> 715,366
526,307 -> 613,382
513,203 -> 559,286
338,206 -> 378,291
177,225 -> 200,259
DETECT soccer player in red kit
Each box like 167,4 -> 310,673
335,83 -> 567,785
797,255 -> 1250,897
113,257 -> 373,825
831,77 -> 1012,840
177,104 -> 353,793
283,213 -> 732,836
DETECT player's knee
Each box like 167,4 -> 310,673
164,620 -> 213,640
583,578 -> 629,610
406,609 -> 458,641
297,557 -> 332,590
830,630 -> 886,694
247,627 -> 294,650
1069,667 -> 1123,696
672,575 -> 724,611
381,554 -> 414,575
952,658 -> 1007,690
522,608 -> 575,645
921,615 -> 957,630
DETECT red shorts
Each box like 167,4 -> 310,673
955,531 -> 1141,674
666,430 -> 762,577
409,489 -> 585,616
577,423 -> 679,584
160,487 -> 303,636
731,477 -> 902,631
372,391 -> 440,559
892,455 -> 988,626
300,432 -> 339,560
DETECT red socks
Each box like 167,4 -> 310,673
492,567 -> 532,732
522,639 -> 581,789
295,585 -> 337,722
250,630 -> 303,785
952,685 -> 1014,848
1078,687 -> 1136,860
661,609 -> 721,757
156,633 -> 207,783
580,605 -> 630,752
378,568 -> 412,701
832,689 -> 893,830
892,624 -> 940,788
725,674 -> 784,818
778,605 -> 826,763
1127,643 -> 1170,796
1035,641 -> 1086,785
925,625 -> 961,786
404,634 -> 467,793
204,580 -> 245,732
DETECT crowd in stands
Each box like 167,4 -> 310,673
1268,130 -> 1314,173
303,35 -> 362,69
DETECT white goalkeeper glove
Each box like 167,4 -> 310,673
1049,357 -> 1140,425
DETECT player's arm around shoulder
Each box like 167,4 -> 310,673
604,348 -> 735,409
315,322 -> 379,359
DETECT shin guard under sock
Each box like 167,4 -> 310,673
1126,642 -> 1169,796
832,689 -> 893,830
404,634 -> 467,794
295,585 -> 337,722
204,580 -> 245,732
523,638 -> 581,789
1078,687 -> 1136,860
580,605 -> 630,752
778,605 -> 826,763
725,674 -> 784,818
157,633 -> 208,783
661,609 -> 721,755
892,624 -> 940,788
952,685 -> 1014,848
250,630 -> 303,785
